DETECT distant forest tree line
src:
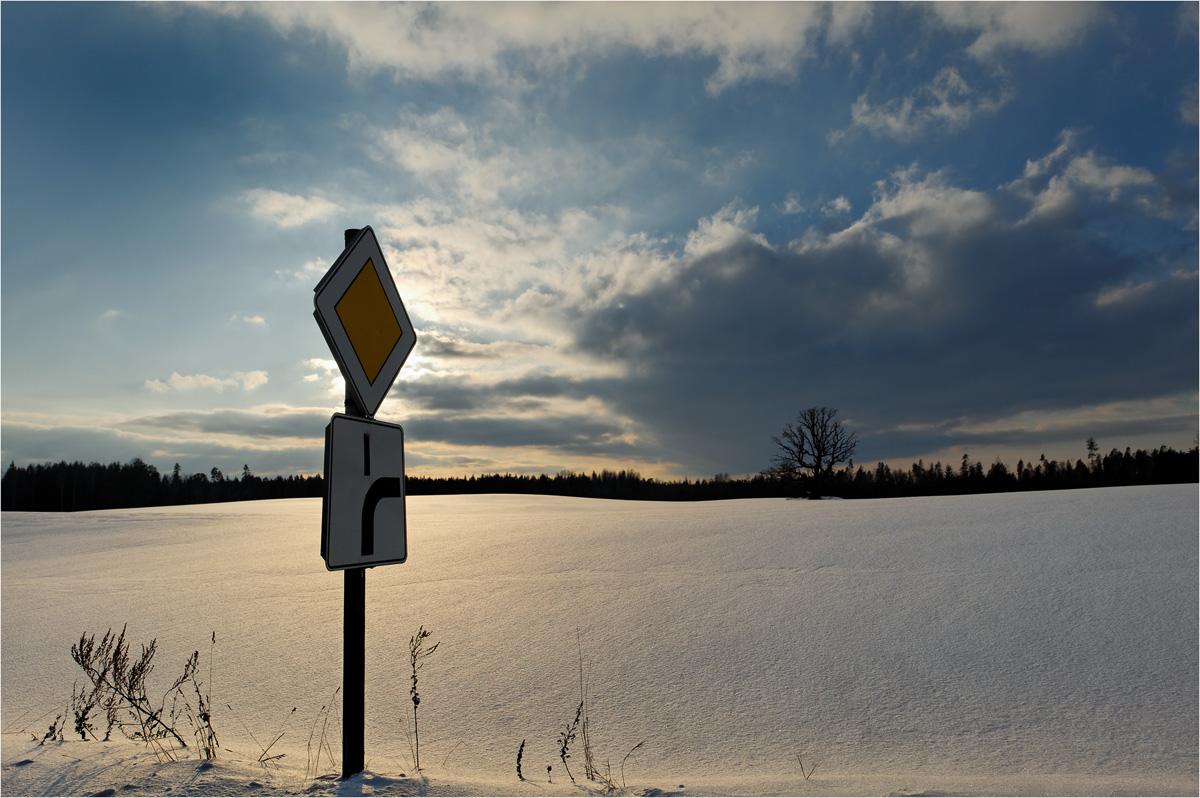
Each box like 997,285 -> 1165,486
1,460 -> 324,513
2,442 -> 1196,512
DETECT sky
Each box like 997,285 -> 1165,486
2,1 -> 1197,482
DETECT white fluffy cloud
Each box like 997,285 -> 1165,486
367,105 -> 678,214
859,166 -> 997,239
683,202 -> 768,258
210,3 -> 869,95
833,67 -> 1011,143
823,196 -> 852,215
780,193 -> 805,215
300,358 -> 344,399
1062,152 -> 1155,200
829,5 -> 1104,145
240,189 -> 341,228
928,2 -> 1108,59
1010,132 -> 1159,223
144,371 -> 269,393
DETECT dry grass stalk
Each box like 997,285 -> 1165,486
407,626 -> 440,772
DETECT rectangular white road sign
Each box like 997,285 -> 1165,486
322,413 -> 407,570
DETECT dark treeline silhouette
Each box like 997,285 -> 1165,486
3,443 -> 1196,512
406,469 -> 784,501
408,445 -> 1197,501
2,459 -> 323,512
813,445 -> 1198,500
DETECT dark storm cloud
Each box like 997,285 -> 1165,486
386,151 -> 1196,478
1,423 -> 154,469
122,408 -> 331,440
0,418 -> 324,478
400,372 -> 608,414
863,408 -> 1200,466
564,164 -> 1198,475
404,414 -> 642,459
394,160 -> 1196,477
416,335 -> 504,360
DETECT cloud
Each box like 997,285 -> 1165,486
94,309 -> 124,330
873,393 -> 1198,470
336,126 -> 1192,475
1062,153 -> 1155,200
302,358 -> 338,372
144,371 -> 269,393
405,412 -> 640,459
1,406 -> 330,477
1094,270 -> 1197,309
368,190 -> 670,346
928,2 -> 1108,59
780,193 -> 805,215
553,152 -> 1195,474
277,258 -> 331,283
1020,129 -> 1079,179
701,149 -> 756,186
229,314 -> 267,327
684,202 -> 767,259
208,3 -> 870,95
1181,84 -> 1199,126
832,67 -> 1011,143
417,334 -> 505,361
912,395 -> 1199,454
1009,132 -> 1162,223
863,166 -> 997,238
301,358 -> 343,398
367,106 -> 675,212
248,110 -> 1191,478
123,405 -> 329,441
823,196 -> 852,215
240,188 -> 340,228
1180,1 -> 1200,39
371,109 -> 517,205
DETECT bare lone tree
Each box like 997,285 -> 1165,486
769,407 -> 858,498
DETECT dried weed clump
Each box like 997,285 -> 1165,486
68,626 -> 218,762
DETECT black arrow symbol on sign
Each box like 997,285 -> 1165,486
361,477 -> 402,557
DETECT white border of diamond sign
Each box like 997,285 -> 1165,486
313,227 -> 417,418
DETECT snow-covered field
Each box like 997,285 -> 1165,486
2,486 -> 1197,796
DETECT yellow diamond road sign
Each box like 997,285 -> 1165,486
336,259 -> 403,385
314,227 -> 416,417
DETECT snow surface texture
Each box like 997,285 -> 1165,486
2,486 -> 1197,796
